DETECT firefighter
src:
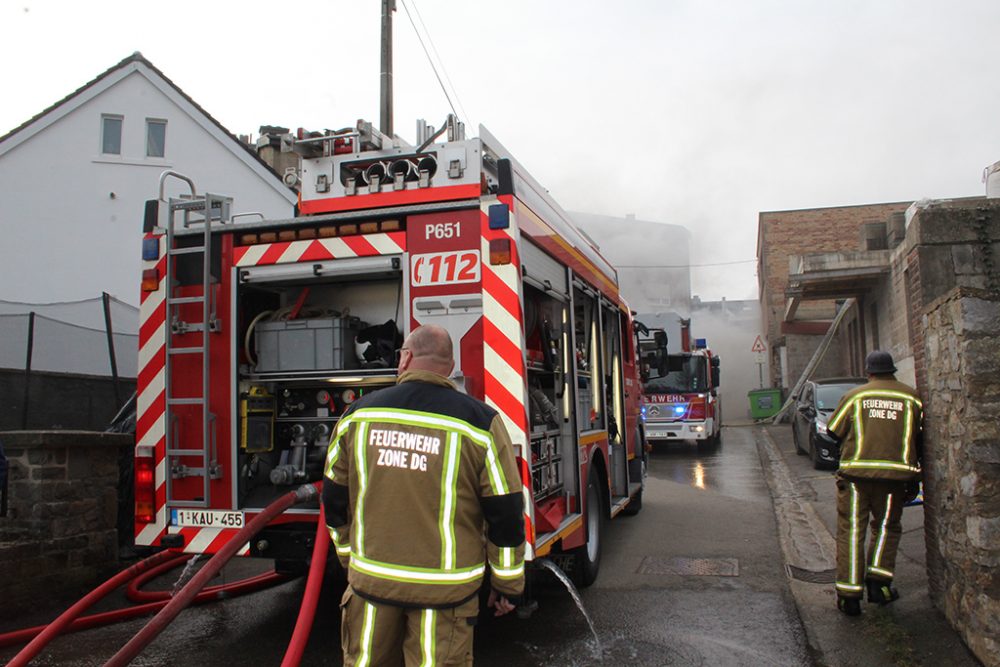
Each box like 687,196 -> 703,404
827,350 -> 923,616
323,324 -> 525,666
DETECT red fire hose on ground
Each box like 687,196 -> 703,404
104,483 -> 319,667
3,483 -> 326,666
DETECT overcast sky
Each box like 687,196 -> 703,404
3,0 -> 999,300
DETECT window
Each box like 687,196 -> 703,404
146,119 -> 166,158
863,222 -> 888,251
101,115 -> 122,154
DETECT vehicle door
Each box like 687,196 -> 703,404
794,384 -> 815,443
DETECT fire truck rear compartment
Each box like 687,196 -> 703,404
234,265 -> 403,512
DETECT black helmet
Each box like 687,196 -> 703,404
865,350 -> 897,375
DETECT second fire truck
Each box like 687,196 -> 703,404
638,316 -> 722,445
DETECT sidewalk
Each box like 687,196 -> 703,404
755,424 -> 981,667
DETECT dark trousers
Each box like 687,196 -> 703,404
835,477 -> 906,599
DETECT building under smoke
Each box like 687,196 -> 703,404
570,212 -> 691,314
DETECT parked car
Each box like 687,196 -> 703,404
792,377 -> 866,469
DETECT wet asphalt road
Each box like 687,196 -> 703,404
1,426 -> 811,666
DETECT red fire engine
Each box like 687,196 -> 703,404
134,116 -> 646,586
638,317 -> 722,444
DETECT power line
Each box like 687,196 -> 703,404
616,259 -> 758,269
398,0 -> 460,122
407,0 -> 471,127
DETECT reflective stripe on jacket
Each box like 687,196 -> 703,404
828,377 -> 923,481
323,369 -> 525,608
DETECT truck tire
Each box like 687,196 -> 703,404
571,470 -> 606,588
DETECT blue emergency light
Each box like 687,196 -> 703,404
488,203 -> 510,230
694,338 -> 707,349
142,237 -> 160,261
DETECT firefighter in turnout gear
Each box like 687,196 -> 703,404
827,351 -> 923,616
323,325 -> 526,665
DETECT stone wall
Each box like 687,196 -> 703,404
0,430 -> 132,619
912,199 -> 1000,667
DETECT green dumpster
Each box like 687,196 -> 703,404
748,388 -> 783,420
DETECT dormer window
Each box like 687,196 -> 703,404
146,119 -> 166,158
101,114 -> 123,154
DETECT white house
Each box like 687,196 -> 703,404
0,52 -> 296,307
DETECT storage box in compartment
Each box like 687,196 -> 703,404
255,317 -> 364,372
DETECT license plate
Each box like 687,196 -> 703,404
171,509 -> 245,529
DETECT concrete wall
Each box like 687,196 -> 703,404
780,333 -> 845,387
0,369 -> 135,431
0,431 -> 132,619
910,199 -> 1000,666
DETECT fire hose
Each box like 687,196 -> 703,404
2,483 -> 324,666
104,483 -> 319,667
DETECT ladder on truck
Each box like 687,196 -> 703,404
158,172 -> 231,510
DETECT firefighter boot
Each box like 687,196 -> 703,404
866,579 -> 899,605
837,596 -> 861,616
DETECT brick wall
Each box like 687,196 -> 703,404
910,199 -> 1000,667
757,201 -> 911,386
0,431 -> 132,619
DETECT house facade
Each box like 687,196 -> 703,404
0,52 -> 296,307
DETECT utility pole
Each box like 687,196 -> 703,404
380,0 -> 396,138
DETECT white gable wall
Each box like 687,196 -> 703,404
0,62 -> 295,307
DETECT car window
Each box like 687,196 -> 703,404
816,383 -> 860,410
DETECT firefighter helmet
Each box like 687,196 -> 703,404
864,350 -> 897,375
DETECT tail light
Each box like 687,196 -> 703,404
141,269 -> 159,292
135,455 -> 156,524
489,238 -> 511,265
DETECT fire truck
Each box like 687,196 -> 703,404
134,116 -> 646,587
637,317 -> 722,444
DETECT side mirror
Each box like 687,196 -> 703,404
711,368 -> 720,387
653,330 -> 668,349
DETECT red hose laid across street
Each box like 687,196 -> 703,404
104,484 -> 318,667
5,550 -> 179,667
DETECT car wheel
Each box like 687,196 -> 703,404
793,427 -> 805,455
810,435 -> 822,470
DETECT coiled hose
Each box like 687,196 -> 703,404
103,484 -> 319,667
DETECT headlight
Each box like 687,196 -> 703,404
815,422 -> 828,435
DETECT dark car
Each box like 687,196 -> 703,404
792,378 -> 866,469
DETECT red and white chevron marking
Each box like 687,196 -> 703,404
233,232 -> 406,267
167,527 -> 250,555
479,199 -> 534,559
136,232 -> 167,547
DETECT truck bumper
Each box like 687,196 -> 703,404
645,419 -> 714,441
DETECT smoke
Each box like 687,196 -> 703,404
688,301 -> 765,424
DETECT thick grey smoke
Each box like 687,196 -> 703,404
688,302 -> 766,424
